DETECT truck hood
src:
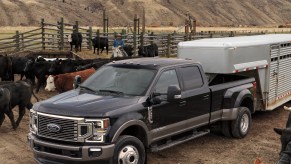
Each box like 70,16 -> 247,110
34,90 -> 141,117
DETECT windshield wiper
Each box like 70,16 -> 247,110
98,89 -> 124,95
79,85 -> 96,93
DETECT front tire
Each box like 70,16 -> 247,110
113,135 -> 146,164
231,107 -> 251,138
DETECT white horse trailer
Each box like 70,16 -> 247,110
178,34 -> 291,111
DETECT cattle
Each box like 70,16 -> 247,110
0,55 -> 13,81
0,80 -> 38,129
24,59 -> 52,93
123,44 -> 134,57
274,107 -> 291,163
45,68 -> 95,93
76,60 -> 110,71
11,56 -> 35,82
138,43 -> 158,57
48,59 -> 77,75
68,32 -> 83,52
91,36 -> 109,55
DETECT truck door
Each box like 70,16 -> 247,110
268,45 -> 280,105
179,66 -> 210,124
151,69 -> 185,128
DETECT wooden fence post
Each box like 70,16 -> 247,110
41,18 -> 45,50
103,9 -> 107,36
150,32 -> 154,44
58,18 -> 64,50
133,14 -> 137,56
96,29 -> 100,55
141,8 -> 145,48
167,34 -> 171,58
21,34 -> 24,51
75,21 -> 79,32
15,31 -> 20,52
88,26 -> 93,50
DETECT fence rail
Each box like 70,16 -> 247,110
0,18 -> 290,56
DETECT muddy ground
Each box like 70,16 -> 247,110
0,80 -> 288,164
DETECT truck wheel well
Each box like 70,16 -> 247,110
119,125 -> 148,148
240,97 -> 254,113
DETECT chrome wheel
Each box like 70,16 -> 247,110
118,145 -> 139,164
240,113 -> 249,133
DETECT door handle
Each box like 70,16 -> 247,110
203,95 -> 209,100
179,101 -> 187,106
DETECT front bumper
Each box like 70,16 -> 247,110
27,133 -> 115,163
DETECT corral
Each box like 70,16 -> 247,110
0,11 -> 291,164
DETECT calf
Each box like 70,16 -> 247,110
68,32 -> 83,52
48,59 -> 77,75
138,43 -> 158,57
91,36 -> 109,55
0,55 -> 13,81
0,80 -> 38,129
24,59 -> 52,93
123,44 -> 134,57
11,56 -> 35,82
45,68 -> 95,93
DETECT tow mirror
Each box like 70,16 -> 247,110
73,75 -> 82,89
167,85 -> 181,102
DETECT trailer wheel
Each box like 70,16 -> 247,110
231,107 -> 251,138
113,135 -> 146,164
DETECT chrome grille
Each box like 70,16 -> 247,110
38,113 -> 79,142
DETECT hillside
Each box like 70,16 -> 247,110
0,0 -> 291,27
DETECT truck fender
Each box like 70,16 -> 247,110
222,87 -> 253,120
233,89 -> 253,109
108,113 -> 150,145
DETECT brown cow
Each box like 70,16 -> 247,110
45,68 -> 95,93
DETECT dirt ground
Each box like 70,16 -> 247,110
0,79 -> 288,164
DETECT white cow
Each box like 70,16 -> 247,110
45,75 -> 56,92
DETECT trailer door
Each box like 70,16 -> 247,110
268,45 -> 280,105
277,43 -> 291,99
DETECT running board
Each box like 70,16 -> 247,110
150,129 -> 210,152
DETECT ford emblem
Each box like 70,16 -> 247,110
47,123 -> 62,133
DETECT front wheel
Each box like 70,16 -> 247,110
113,135 -> 146,164
231,107 -> 252,138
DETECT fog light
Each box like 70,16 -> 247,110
89,148 -> 102,157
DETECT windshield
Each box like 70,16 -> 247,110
81,66 -> 156,96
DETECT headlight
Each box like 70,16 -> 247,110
85,118 -> 110,143
29,109 -> 38,134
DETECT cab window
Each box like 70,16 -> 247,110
154,69 -> 180,95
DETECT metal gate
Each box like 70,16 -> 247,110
277,43 -> 291,98
268,45 -> 280,105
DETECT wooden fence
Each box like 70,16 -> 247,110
0,18 -> 290,57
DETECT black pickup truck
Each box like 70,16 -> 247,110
28,58 -> 255,163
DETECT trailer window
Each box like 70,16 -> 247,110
180,66 -> 203,90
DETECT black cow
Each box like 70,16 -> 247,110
0,55 -> 13,81
123,45 -> 134,57
69,32 -> 83,52
274,107 -> 291,163
48,59 -> 77,75
24,59 -> 52,93
91,36 -> 109,55
11,56 -> 35,82
0,80 -> 38,129
138,43 -> 158,57
76,60 -> 111,71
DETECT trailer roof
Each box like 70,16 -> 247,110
178,34 -> 291,48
